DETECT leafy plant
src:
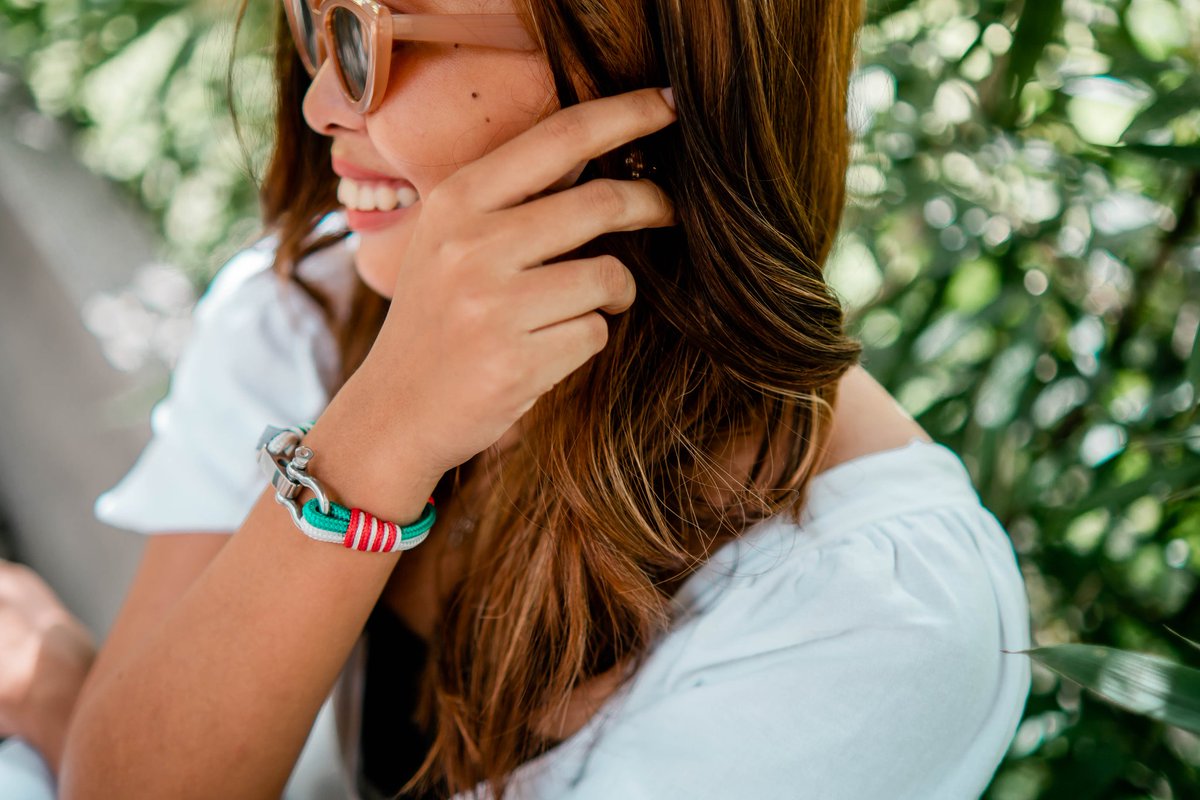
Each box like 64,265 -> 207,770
844,1 -> 1200,796
0,0 -> 275,280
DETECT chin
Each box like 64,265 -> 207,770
358,267 -> 396,300
352,243 -> 399,300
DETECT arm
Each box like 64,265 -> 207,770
0,534 -> 230,777
82,535 -> 228,700
61,86 -> 677,798
59,385 -> 441,799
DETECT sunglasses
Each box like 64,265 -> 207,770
282,0 -> 538,113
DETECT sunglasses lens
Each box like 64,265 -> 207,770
291,0 -> 319,67
330,8 -> 369,101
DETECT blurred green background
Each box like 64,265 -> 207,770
1,0 -> 1199,797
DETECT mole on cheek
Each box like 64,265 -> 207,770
471,92 -> 479,99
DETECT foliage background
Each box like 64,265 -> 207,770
2,0 -> 1200,797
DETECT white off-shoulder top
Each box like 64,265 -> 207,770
93,226 -> 1033,800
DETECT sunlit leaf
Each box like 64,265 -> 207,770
1019,644 -> 1200,733
1120,80 -> 1200,143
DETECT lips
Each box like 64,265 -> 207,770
331,157 -> 415,188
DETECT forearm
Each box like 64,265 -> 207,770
59,388 -> 442,798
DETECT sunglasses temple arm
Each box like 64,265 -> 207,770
389,13 -> 537,51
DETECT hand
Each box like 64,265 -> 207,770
0,560 -> 95,770
360,87 -> 678,477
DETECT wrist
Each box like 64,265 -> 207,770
24,628 -> 94,774
302,384 -> 446,526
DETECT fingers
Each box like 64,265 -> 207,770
544,159 -> 589,193
439,87 -> 677,212
513,254 -> 636,333
511,254 -> 637,402
522,311 -> 611,397
487,177 -> 676,271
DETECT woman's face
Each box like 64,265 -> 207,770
302,0 -> 555,298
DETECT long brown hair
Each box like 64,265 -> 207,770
242,1 -> 863,796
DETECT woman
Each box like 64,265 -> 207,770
54,0 -> 1032,797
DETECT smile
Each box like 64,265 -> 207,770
337,176 -> 420,212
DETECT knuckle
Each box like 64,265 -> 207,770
480,353 -> 510,394
646,180 -> 677,224
450,289 -> 492,330
586,179 -> 627,218
438,236 -> 482,270
543,108 -> 588,146
0,561 -> 32,583
629,89 -> 662,123
582,312 -> 609,353
423,181 -> 457,213
596,255 -> 631,298
490,350 -> 531,392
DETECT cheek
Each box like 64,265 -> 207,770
366,102 -> 536,189
350,57 -> 555,298
366,58 -> 555,187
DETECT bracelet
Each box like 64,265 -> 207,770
255,424 -> 437,552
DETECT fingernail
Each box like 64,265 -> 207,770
659,87 -> 675,111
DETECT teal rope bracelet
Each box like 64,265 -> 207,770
256,423 -> 437,553
299,495 -> 437,550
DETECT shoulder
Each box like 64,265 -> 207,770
196,224 -> 353,327
190,226 -> 357,397
93,226 -> 359,533
673,440 -> 1027,653
815,364 -> 932,474
649,439 -> 1031,724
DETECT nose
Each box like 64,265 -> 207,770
302,61 -> 363,136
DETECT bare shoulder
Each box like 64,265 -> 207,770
815,365 -> 932,475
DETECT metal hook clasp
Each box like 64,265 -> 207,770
257,425 -> 332,523
258,444 -> 304,525
285,446 -> 332,516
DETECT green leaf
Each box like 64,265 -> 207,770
1063,459 -> 1200,520
1017,644 -> 1200,733
1122,144 -> 1200,166
1003,0 -> 1064,124
1164,626 -> 1200,657
1120,80 -> 1200,143
1187,313 -> 1200,397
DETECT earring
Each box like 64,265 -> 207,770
625,147 -> 658,180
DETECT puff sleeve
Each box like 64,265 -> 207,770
93,239 -> 342,534
498,499 -> 1032,800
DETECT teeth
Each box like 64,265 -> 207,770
374,185 -> 398,211
337,177 -> 419,212
337,179 -> 356,207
